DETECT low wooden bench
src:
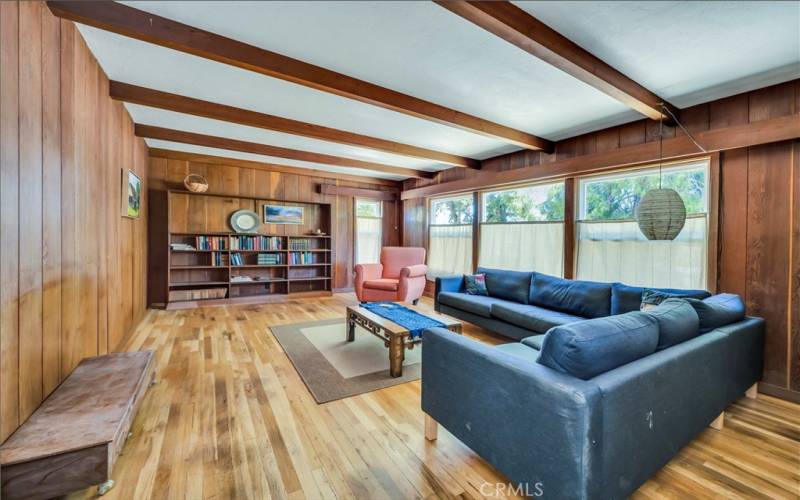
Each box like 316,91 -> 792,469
0,351 -> 155,500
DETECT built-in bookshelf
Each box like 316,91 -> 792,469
167,233 -> 332,305
149,190 -> 334,309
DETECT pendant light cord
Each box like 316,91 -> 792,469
661,103 -> 708,153
656,103 -> 708,189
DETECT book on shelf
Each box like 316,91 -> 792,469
288,239 -> 313,251
230,235 -> 283,251
212,253 -> 229,267
230,253 -> 245,266
230,275 -> 254,283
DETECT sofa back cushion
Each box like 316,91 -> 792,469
643,298 -> 700,350
684,293 -> 745,333
610,283 -> 710,315
380,246 -> 426,279
476,267 -> 533,304
529,273 -> 611,318
537,312 -> 659,380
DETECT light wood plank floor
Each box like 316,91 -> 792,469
68,294 -> 799,499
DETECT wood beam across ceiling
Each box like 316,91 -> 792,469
110,82 -> 480,170
436,1 -> 678,121
48,1 -> 553,152
135,124 -> 435,179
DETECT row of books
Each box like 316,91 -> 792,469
288,239 -> 319,251
231,236 -> 283,250
196,236 -> 228,250
212,253 -> 230,267
289,252 -> 320,265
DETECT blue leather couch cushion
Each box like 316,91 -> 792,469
520,334 -> 546,350
477,267 -> 533,304
537,312 -> 659,380
491,302 -> 584,334
529,273 -> 611,319
611,283 -> 710,315
685,293 -> 745,333
494,342 -> 541,363
437,292 -> 506,318
643,298 -> 700,350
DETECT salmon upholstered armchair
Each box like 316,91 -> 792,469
354,247 -> 428,304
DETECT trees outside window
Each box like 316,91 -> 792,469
428,195 -> 473,277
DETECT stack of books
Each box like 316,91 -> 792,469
170,242 -> 196,251
196,236 -> 227,250
257,253 -> 281,265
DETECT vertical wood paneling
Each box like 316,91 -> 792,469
791,140 -> 799,392
41,2 -> 61,397
18,0 -> 44,420
0,4 -> 149,440
746,143 -> 793,390
0,0 -> 20,439
718,149 -> 748,296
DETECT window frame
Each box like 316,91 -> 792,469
354,198 -> 383,265
426,193 -> 476,279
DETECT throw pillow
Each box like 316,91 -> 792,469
464,273 -> 488,296
684,294 -> 745,333
640,289 -> 684,310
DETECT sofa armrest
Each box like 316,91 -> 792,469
422,329 -> 602,499
354,263 -> 383,281
400,264 -> 428,279
434,275 -> 463,311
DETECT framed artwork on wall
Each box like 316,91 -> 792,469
122,169 -> 142,219
264,204 -> 304,224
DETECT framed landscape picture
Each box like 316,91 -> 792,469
123,169 -> 142,219
264,204 -> 303,224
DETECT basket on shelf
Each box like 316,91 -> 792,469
183,174 -> 209,193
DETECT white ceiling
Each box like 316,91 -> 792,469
76,1 -> 799,180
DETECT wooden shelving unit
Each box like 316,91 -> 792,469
149,190 -> 334,309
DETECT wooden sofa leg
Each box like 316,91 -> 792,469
424,414 -> 438,441
745,383 -> 758,399
710,412 -> 725,430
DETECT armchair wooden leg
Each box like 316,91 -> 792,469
745,383 -> 758,399
412,299 -> 419,305
424,414 -> 438,441
710,411 -> 725,430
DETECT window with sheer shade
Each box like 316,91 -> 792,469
478,182 -> 565,276
427,195 -> 473,278
355,199 -> 382,264
575,159 -> 709,289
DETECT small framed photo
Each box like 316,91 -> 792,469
122,169 -> 142,219
264,204 -> 303,224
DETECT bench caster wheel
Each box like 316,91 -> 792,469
98,479 -> 115,496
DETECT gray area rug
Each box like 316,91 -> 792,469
270,318 -> 421,403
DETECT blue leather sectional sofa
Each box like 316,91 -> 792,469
423,268 -> 764,499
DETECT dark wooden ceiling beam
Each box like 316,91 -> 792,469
136,124 -> 435,179
401,113 -> 800,199
110,81 -> 480,169
436,1 -> 678,121
48,1 -> 553,152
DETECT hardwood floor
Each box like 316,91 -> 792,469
67,294 -> 799,499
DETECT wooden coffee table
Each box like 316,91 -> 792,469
346,303 -> 461,377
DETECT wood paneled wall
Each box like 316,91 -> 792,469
403,81 -> 800,401
0,3 -> 149,441
148,153 -> 401,292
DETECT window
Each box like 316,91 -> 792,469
428,194 -> 473,277
576,159 -> 709,288
355,199 -> 382,264
479,182 -> 565,275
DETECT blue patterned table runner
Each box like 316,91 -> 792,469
362,302 -> 445,339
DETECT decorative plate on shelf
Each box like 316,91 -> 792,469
230,210 -> 260,234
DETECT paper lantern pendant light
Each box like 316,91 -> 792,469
635,103 -> 704,241
636,188 -> 686,240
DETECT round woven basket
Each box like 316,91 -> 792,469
183,174 -> 209,193
636,188 -> 686,240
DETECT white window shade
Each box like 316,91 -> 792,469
479,223 -> 564,276
428,224 -> 472,278
576,215 -> 707,289
355,216 -> 382,264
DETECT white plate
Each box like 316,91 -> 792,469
230,210 -> 260,233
